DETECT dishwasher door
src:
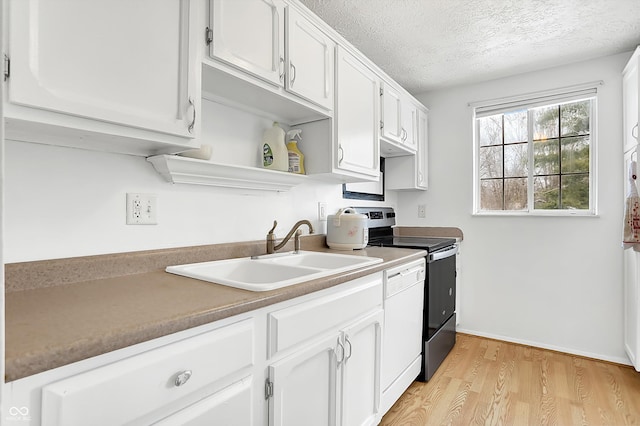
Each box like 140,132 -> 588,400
381,259 -> 425,392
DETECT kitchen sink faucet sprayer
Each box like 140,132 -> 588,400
266,220 -> 314,254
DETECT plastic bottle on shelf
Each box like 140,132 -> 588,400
262,122 -> 288,172
286,129 -> 305,174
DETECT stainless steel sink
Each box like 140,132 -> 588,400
166,251 -> 383,291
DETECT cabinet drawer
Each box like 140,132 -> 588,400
268,273 -> 383,357
41,319 -> 254,426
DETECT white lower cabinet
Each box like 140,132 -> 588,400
5,269 -> 427,425
266,274 -> 384,426
154,377 -> 254,426
40,319 -> 255,426
339,310 -> 384,426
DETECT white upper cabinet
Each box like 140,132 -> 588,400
208,0 -> 334,112
386,105 -> 428,191
381,82 -> 403,143
285,6 -> 335,110
5,0 -> 198,155
380,80 -> 418,156
209,0 -> 285,87
623,47 -> 639,154
334,46 -> 380,179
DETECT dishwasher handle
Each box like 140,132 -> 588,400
428,245 -> 458,263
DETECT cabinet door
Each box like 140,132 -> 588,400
210,0 -> 285,87
335,47 -> 380,179
285,7 -> 335,110
416,108 -> 428,189
340,310 -> 383,426
269,333 -> 339,426
154,378 -> 254,426
402,99 -> 418,151
624,149 -> 640,372
623,47 -> 639,153
381,83 -> 402,143
8,0 -> 195,138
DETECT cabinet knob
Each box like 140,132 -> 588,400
174,370 -> 193,387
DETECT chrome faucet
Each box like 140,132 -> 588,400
266,220 -> 314,254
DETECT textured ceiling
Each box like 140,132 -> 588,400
299,0 -> 640,94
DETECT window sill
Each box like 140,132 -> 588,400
472,210 -> 599,218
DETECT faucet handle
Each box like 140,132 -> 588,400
268,220 -> 278,235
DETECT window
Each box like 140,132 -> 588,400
473,85 -> 597,215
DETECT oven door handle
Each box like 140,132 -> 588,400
428,245 -> 458,263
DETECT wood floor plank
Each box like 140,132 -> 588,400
380,334 -> 640,426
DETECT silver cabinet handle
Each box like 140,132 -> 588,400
344,336 -> 352,360
187,98 -> 196,134
336,338 -> 345,364
338,144 -> 344,165
279,57 -> 285,82
418,171 -> 424,183
633,123 -> 639,141
290,62 -> 297,86
174,370 -> 192,387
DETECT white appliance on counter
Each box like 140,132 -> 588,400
326,208 -> 369,250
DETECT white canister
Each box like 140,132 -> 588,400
326,208 -> 369,250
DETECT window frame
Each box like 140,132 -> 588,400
472,84 -> 599,217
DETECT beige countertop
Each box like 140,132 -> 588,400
5,242 -> 426,382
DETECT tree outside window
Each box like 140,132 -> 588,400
476,98 -> 593,214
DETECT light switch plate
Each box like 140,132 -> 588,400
318,202 -> 328,221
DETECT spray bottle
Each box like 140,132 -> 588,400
286,129 -> 305,174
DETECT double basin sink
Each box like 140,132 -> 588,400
166,251 -> 382,291
166,250 -> 383,291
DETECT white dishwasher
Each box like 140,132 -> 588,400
380,258 -> 426,416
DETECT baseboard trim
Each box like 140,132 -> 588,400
456,328 -> 632,367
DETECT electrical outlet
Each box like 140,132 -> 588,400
318,202 -> 328,221
126,193 -> 157,225
418,204 -> 426,218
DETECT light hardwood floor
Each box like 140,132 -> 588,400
380,334 -> 640,425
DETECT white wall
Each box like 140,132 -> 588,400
398,52 -> 632,364
4,100 -> 396,263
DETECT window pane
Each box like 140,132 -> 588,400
561,174 -> 589,209
561,136 -> 589,174
533,139 -> 559,175
505,178 -> 527,210
479,146 -> 503,178
533,105 -> 559,140
481,180 -> 503,210
561,100 -> 590,136
534,175 -> 559,209
504,143 -> 528,177
478,115 -> 502,146
504,110 -> 527,144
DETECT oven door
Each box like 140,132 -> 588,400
426,245 -> 458,338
